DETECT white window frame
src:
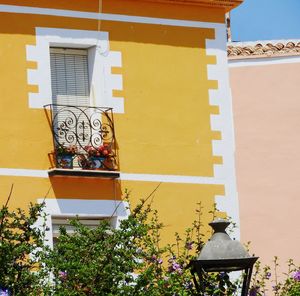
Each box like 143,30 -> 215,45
51,215 -> 112,245
26,28 -> 124,112
37,198 -> 129,248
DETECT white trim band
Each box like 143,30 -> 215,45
0,168 -> 48,178
120,173 -> 224,184
0,168 -> 226,185
229,55 -> 300,68
0,4 -> 224,29
205,25 -> 240,238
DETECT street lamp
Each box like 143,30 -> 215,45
189,218 -> 258,295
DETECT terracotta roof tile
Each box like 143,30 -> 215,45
227,41 -> 300,59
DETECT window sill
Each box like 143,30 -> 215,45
48,169 -> 120,179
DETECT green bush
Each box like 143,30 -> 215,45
44,197 -> 199,295
0,190 -> 299,295
249,257 -> 300,296
0,200 -> 48,295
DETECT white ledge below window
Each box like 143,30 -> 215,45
48,168 -> 120,178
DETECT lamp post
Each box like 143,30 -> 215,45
189,219 -> 258,296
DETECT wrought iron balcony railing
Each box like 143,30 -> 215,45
45,104 -> 118,172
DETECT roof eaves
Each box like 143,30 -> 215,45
136,0 -> 243,10
227,39 -> 300,59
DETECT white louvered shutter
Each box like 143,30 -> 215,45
50,48 -> 90,106
50,48 -> 91,150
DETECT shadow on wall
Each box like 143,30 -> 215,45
49,176 -> 122,200
0,13 -> 214,49
102,21 -> 214,48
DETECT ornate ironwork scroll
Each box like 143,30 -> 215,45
46,104 -> 118,171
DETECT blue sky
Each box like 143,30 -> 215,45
231,0 -> 300,42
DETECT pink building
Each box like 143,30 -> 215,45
228,40 -> 300,268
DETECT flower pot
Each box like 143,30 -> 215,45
90,156 -> 106,169
57,154 -> 73,169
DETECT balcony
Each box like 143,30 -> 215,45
45,104 -> 120,178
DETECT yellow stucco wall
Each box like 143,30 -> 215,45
0,0 -> 232,244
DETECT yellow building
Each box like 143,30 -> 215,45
0,0 -> 243,246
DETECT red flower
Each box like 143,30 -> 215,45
84,144 -> 111,158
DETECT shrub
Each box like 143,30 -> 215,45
0,196 -> 48,295
249,256 -> 300,296
44,197 -> 200,295
0,189 -> 299,296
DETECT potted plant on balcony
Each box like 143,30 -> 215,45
55,145 -> 77,169
82,144 -> 112,169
